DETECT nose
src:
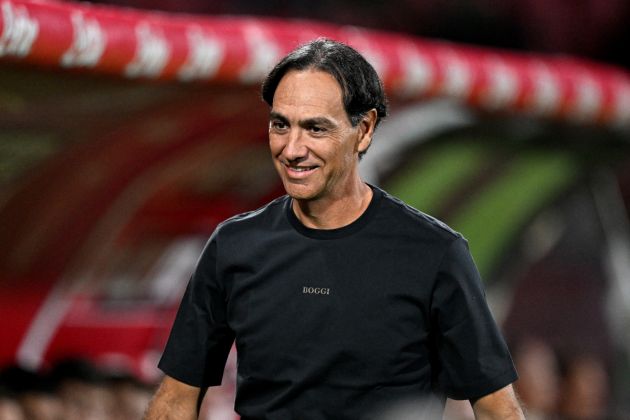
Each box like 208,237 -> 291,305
282,129 -> 308,162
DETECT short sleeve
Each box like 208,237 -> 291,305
158,233 -> 235,387
430,236 -> 517,400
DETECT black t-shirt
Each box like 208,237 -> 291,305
158,186 -> 517,419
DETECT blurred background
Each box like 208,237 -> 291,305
92,0 -> 630,69
1,0 -> 629,419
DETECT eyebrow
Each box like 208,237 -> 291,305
269,111 -> 289,124
269,111 -> 336,129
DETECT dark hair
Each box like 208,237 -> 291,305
261,38 -> 388,158
49,358 -> 106,386
0,365 -> 56,395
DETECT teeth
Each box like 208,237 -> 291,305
291,167 -> 315,172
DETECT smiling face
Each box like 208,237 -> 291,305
269,69 -> 373,202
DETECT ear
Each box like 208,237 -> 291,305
356,109 -> 378,154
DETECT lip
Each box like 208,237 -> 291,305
283,164 -> 319,179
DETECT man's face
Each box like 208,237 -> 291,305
269,69 -> 371,201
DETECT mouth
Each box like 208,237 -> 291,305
283,163 -> 319,178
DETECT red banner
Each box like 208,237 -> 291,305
1,0 -> 629,127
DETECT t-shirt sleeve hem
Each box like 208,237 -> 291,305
157,359 -> 223,388
445,368 -> 518,401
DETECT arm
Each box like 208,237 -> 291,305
144,375 -> 201,420
470,384 -> 524,420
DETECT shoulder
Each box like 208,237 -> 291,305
375,186 -> 462,244
212,194 -> 290,240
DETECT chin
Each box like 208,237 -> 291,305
282,181 -> 321,201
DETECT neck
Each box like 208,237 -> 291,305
292,179 -> 372,229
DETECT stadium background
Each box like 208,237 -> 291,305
0,0 -> 629,418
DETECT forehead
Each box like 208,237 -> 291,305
272,69 -> 346,118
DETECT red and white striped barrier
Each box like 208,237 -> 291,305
1,0 -> 629,127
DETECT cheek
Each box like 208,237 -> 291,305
269,136 -> 284,155
339,135 -> 358,163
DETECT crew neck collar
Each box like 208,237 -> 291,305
286,184 -> 382,239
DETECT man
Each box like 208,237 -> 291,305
145,39 -> 524,419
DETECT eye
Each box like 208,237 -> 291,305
309,125 -> 326,134
270,120 -> 288,131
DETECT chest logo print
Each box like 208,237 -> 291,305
302,286 -> 330,295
